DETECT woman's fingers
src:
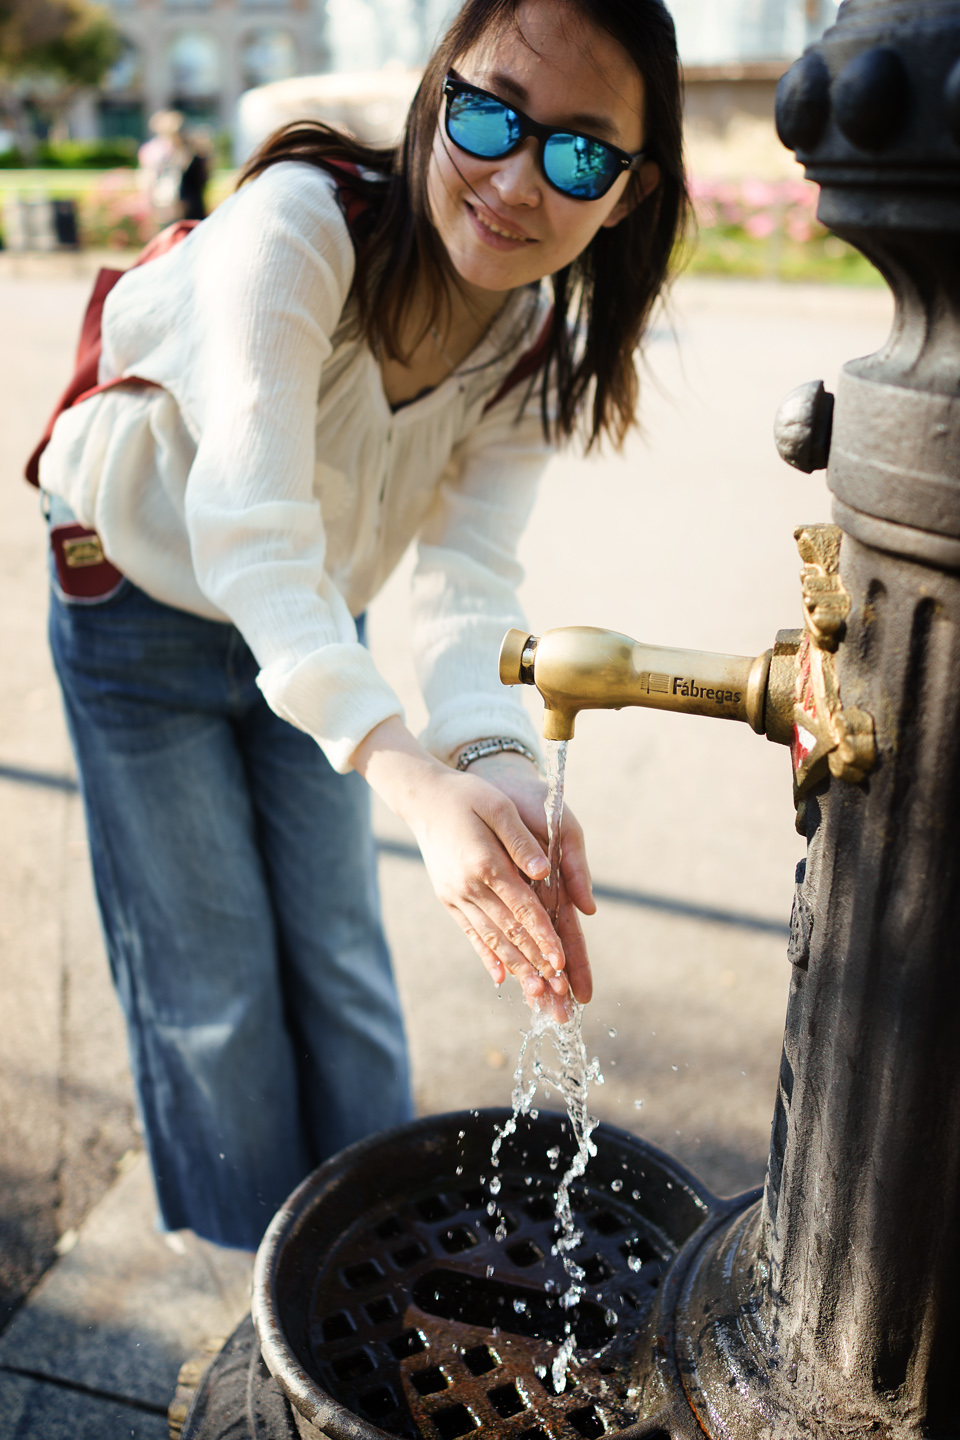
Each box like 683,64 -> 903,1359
474,785 -> 551,885
421,827 -> 564,978
556,897 -> 592,1003
461,800 -> 569,972
401,760 -> 594,1005
451,898 -> 570,997
457,864 -> 567,979
481,767 -> 594,919
558,809 -> 596,916
460,785 -> 597,994
449,912 -> 506,986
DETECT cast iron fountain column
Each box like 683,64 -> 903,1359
632,3 -> 960,1435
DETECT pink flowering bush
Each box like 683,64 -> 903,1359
683,174 -> 879,282
690,176 -> 822,245
78,169 -> 153,249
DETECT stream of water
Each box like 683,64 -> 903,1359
489,739 -> 604,1393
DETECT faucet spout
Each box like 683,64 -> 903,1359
499,626 -> 771,742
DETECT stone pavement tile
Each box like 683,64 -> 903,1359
0,1154 -> 252,1413
0,1369 -> 167,1440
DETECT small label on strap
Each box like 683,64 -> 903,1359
50,522 -> 125,602
62,534 -> 105,568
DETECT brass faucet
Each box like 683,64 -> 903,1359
499,625 -> 777,742
499,525 -> 877,807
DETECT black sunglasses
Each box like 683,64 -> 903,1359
442,74 -> 645,202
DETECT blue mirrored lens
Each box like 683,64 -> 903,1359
447,92 -> 520,158
543,133 -> 618,198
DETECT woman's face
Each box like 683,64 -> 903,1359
427,0 -> 659,303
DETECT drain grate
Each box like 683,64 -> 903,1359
307,1164 -> 670,1438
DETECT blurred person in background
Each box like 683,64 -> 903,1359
138,109 -> 191,229
180,125 -> 213,222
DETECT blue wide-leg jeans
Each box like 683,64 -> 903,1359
49,571 -> 413,1250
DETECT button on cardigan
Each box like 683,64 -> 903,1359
40,161 -> 553,773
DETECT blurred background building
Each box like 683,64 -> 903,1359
65,0 -> 839,150
66,0 -> 451,143
678,0 -> 839,176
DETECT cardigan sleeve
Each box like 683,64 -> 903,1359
179,164 -> 404,772
411,390 -> 553,764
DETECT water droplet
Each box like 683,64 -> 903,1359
634,1099 -> 643,1110
628,1255 -> 642,1272
489,1175 -> 502,1196
608,1027 -> 617,1038
610,1179 -> 622,1192
486,1264 -> 495,1278
671,1064 -> 678,1072
631,1189 -> 640,1200
513,1299 -> 527,1314
455,1165 -> 463,1175
605,1308 -> 618,1327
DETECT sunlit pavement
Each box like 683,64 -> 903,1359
0,257 -> 892,1437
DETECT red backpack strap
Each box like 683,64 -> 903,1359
482,308 -> 554,417
25,266 -> 127,486
321,159 -> 376,239
133,218 -> 199,266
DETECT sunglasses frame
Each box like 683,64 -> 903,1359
441,73 -> 646,201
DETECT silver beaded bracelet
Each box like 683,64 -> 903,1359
455,737 -> 539,771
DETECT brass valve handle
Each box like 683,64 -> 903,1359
499,626 -> 772,742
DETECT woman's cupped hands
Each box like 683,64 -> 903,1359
352,720 -> 595,1019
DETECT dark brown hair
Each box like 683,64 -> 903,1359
240,0 -> 688,450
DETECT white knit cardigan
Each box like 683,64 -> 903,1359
40,161 -> 553,773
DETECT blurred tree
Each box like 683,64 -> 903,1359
0,0 -> 120,150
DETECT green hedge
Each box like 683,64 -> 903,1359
0,139 -> 138,169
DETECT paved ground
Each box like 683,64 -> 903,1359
0,255 -> 893,1437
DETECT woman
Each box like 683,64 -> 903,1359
39,0 -> 687,1250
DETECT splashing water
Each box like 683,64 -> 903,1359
489,740 -> 603,1395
